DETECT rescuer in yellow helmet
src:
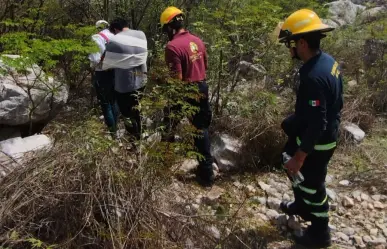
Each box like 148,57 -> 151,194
278,9 -> 343,248
159,6 -> 216,187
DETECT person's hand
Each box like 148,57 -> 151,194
285,157 -> 303,175
285,150 -> 307,175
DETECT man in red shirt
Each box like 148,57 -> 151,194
160,6 -> 214,187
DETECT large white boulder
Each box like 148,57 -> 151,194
0,134 -> 52,178
351,0 -> 386,6
326,0 -> 366,27
211,133 -> 242,171
0,55 -> 68,126
359,6 -> 387,23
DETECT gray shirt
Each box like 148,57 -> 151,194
105,30 -> 147,93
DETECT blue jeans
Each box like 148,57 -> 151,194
93,70 -> 119,133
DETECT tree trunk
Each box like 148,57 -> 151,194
215,49 -> 223,115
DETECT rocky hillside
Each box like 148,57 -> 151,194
0,0 -> 386,248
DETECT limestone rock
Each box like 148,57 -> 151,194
180,159 -> 198,173
208,226 -> 221,239
233,181 -> 243,189
343,227 -> 356,236
343,196 -> 355,208
326,175 -> 334,184
372,195 -> 382,202
370,228 -> 378,236
322,18 -> 340,28
258,181 -> 271,191
340,180 -> 350,186
282,193 -> 291,202
191,204 -> 200,211
244,185 -> 257,196
360,6 -> 387,24
211,133 -> 242,171
327,188 -> 338,201
361,193 -> 371,201
251,196 -> 267,205
374,201 -> 385,209
352,190 -> 362,199
203,186 -> 225,204
363,235 -> 372,243
238,61 -> 267,79
353,235 -> 365,247
266,209 -> 280,220
267,197 -> 281,210
0,135 -> 52,176
266,187 -> 282,198
325,0 -> 366,26
0,55 -> 68,126
336,232 -> 350,242
348,80 -> 358,87
256,213 -> 269,221
370,237 -> 387,246
343,122 -> 366,142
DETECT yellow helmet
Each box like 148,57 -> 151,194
160,6 -> 183,27
278,9 -> 334,43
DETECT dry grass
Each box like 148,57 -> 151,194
0,117 -> 171,248
0,93 -> 271,249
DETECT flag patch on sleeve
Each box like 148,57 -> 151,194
309,100 -> 320,107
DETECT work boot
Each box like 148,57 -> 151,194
280,201 -> 300,216
196,167 -> 215,188
294,225 -> 331,248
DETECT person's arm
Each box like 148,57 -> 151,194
165,45 -> 183,80
88,35 -> 105,67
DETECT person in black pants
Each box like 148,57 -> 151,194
102,18 -> 148,141
277,9 -> 343,248
115,87 -> 144,140
160,6 -> 214,187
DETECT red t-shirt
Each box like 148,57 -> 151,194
165,31 -> 208,82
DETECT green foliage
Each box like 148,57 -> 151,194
140,56 -> 204,162
0,21 -> 97,87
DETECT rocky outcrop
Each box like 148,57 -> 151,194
0,55 -> 68,127
325,0 -> 367,27
211,133 -> 242,171
350,0 -> 386,6
359,6 -> 387,24
0,134 -> 52,179
238,61 -> 267,79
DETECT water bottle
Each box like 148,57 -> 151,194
282,152 -> 304,186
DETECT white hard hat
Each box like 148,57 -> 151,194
96,20 -> 109,29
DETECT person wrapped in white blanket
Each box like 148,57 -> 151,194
102,18 -> 148,141
88,20 -> 118,136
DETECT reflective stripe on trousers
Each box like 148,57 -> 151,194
296,137 -> 337,151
